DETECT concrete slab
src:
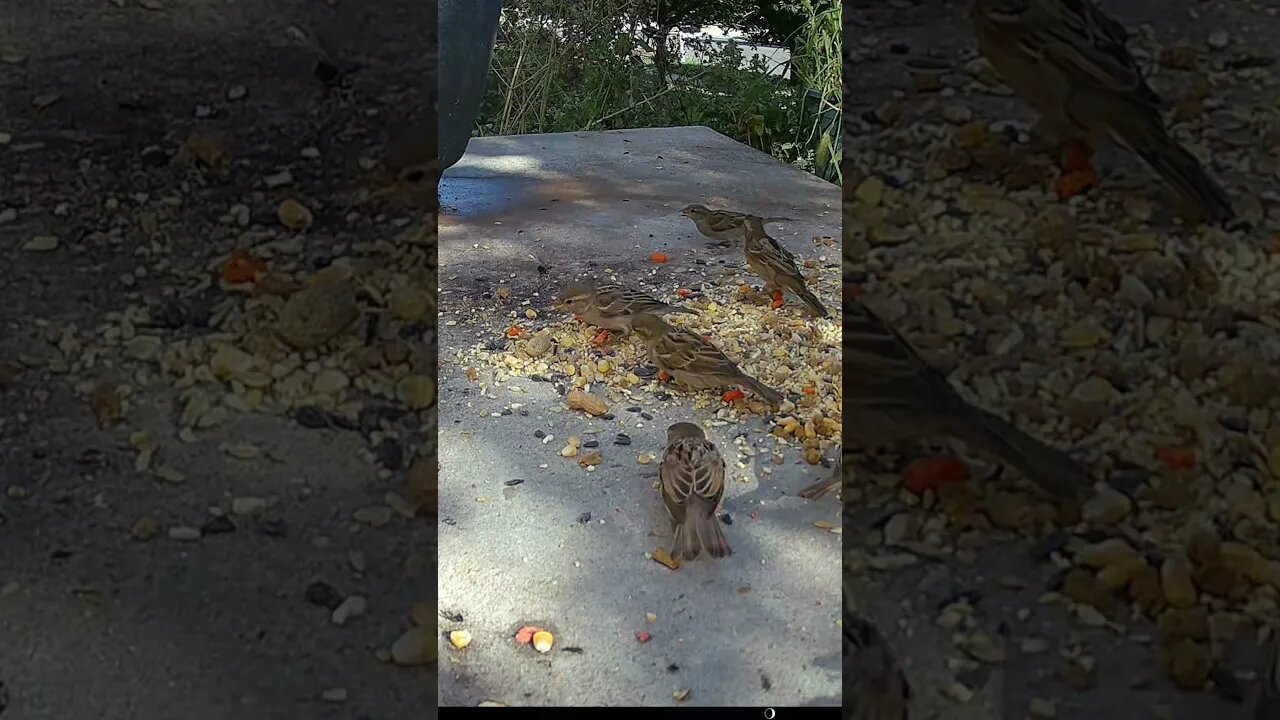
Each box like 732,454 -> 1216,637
435,127 -> 843,707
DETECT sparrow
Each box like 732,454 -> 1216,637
970,0 -> 1234,222
554,282 -> 698,345
631,313 -> 784,407
845,297 -> 1089,500
1258,632 -> 1280,720
742,216 -> 830,317
660,422 -> 732,561
845,608 -> 911,720
680,203 -> 792,245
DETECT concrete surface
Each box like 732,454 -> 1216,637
845,2 -> 1280,719
0,2 -> 435,719
436,127 -> 843,707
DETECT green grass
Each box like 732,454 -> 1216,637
473,0 -> 841,185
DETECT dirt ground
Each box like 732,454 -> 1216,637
0,2 -> 436,718
845,1 -> 1280,719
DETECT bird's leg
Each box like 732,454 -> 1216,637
591,329 -> 611,346
1055,138 -> 1099,200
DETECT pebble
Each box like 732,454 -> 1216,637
130,516 -> 158,541
320,688 -> 348,703
23,235 -> 59,252
614,434 -> 631,445
1207,30 -> 1230,50
125,336 -> 163,361
942,104 -> 973,124
331,595 -> 368,625
396,374 -> 436,409
263,170 -> 294,188
168,525 -> 201,541
305,581 -> 343,609
231,496 -> 268,516
353,505 -> 393,527
0,208 -> 16,224
226,84 -> 247,100
391,626 -> 436,665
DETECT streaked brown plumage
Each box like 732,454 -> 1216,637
742,216 -> 829,318
680,203 -> 792,244
632,313 -> 784,407
660,422 -> 731,561
554,282 -> 697,338
970,0 -> 1233,222
845,297 -> 1089,500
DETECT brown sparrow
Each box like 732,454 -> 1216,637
660,422 -> 731,561
846,297 -> 1089,500
845,608 -> 911,720
631,313 -> 784,407
970,0 -> 1233,222
554,282 -> 697,345
742,216 -> 830,317
680,203 -> 792,245
1258,633 -> 1280,720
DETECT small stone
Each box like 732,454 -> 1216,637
276,198 -> 313,230
1028,698 -> 1056,719
312,369 -> 350,395
637,453 -> 655,465
331,595 -> 368,625
124,336 -> 163,361
854,177 -> 885,206
264,169 -> 294,188
1206,30 -> 1230,50
0,208 -> 17,224
388,285 -> 434,322
168,525 -> 201,541
304,581 -> 343,610
23,235 -> 59,252
227,84 -> 248,100
1160,557 -> 1197,608
941,104 -> 972,124
320,688 -> 347,703
231,496 -> 268,516
391,627 -> 436,665
614,434 -> 632,446
396,375 -> 436,409
353,505 -> 393,527
1082,485 -> 1132,525
1164,639 -> 1213,690
130,516 -> 158,541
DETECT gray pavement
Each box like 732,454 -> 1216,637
436,127 -> 843,707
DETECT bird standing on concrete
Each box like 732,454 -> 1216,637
660,422 -> 732,561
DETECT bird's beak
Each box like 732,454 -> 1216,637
680,209 -> 691,217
